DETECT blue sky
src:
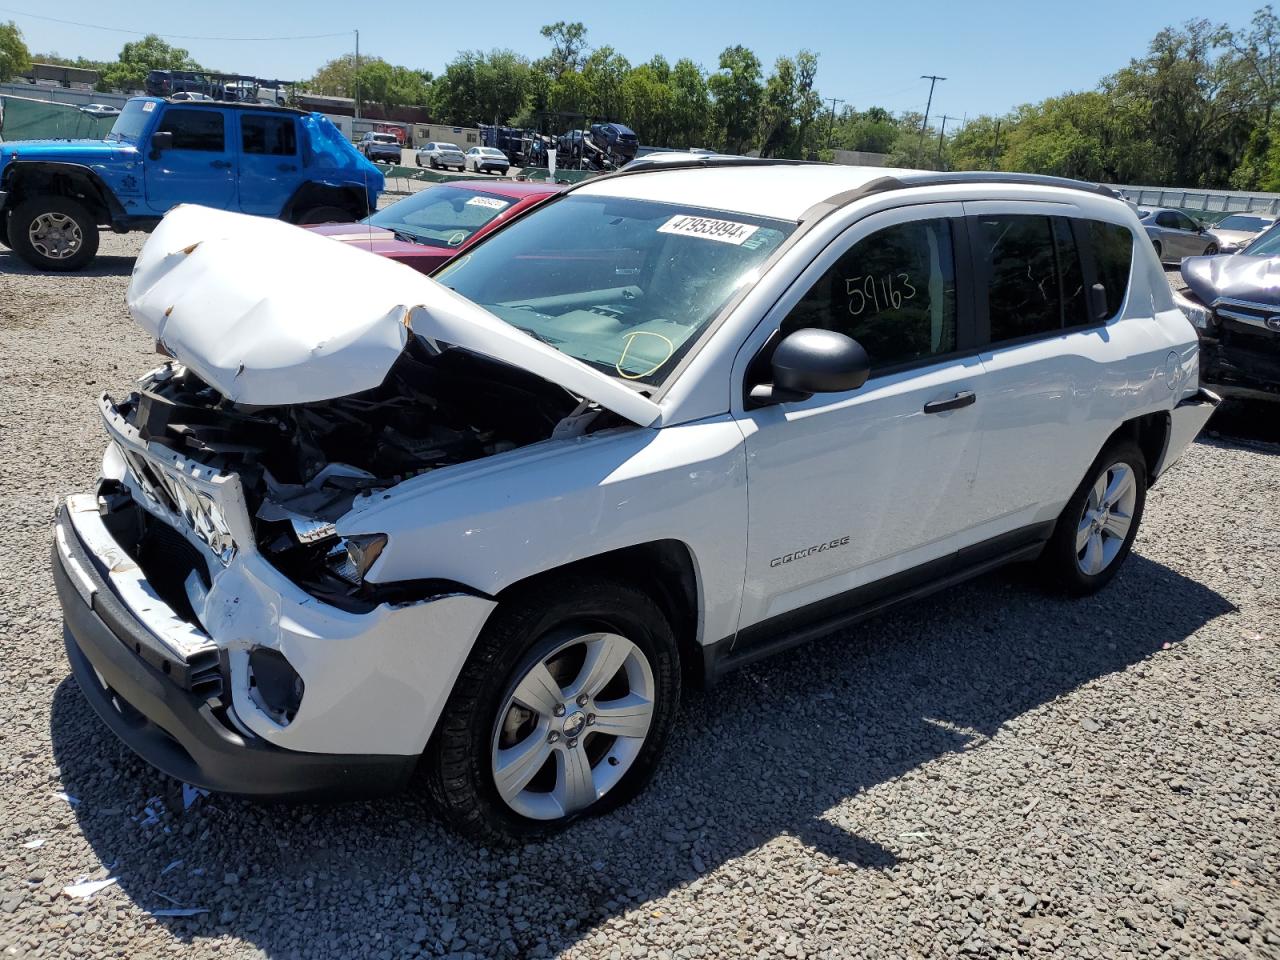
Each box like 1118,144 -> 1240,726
0,0 -> 1268,121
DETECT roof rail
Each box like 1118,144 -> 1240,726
893,170 -> 1122,199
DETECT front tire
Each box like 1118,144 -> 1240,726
9,196 -> 99,271
425,575 -> 681,843
1204,243 -> 1219,255
1152,240 -> 1163,262
1040,439 -> 1146,595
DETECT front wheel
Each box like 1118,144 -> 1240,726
1204,243 -> 1219,255
1152,240 -> 1164,261
1039,439 -> 1146,595
8,196 -> 99,271
425,575 -> 681,843
297,205 -> 355,225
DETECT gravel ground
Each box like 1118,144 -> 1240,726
1,238 -> 1278,960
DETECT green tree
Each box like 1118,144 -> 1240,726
668,57 -> 711,147
622,61 -> 673,144
582,45 -> 630,120
757,51 -> 820,158
708,45 -> 763,154
537,21 -> 588,79
0,21 -> 31,81
97,34 -> 201,93
308,53 -> 360,97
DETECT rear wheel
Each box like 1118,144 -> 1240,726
297,205 -> 355,225
425,575 -> 681,843
1204,243 -> 1219,255
1040,439 -> 1146,595
9,196 -> 99,271
1152,239 -> 1163,261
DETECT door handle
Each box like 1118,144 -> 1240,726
277,163 -> 297,172
210,160 -> 232,169
923,391 -> 976,414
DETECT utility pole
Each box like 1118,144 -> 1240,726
353,29 -> 360,120
936,113 -> 957,169
990,119 -> 1002,170
825,97 -> 845,149
918,74 -> 946,160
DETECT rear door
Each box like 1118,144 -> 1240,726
235,112 -> 303,216
963,204 -> 1134,547
144,107 -> 236,213
734,204 -> 984,636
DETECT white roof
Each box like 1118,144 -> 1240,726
578,164 -> 925,222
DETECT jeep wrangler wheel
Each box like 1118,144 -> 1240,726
425,575 -> 681,843
1040,439 -> 1146,595
297,205 -> 355,225
9,197 -> 99,271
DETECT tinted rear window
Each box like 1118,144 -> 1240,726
1088,222 -> 1134,318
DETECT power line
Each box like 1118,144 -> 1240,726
0,6 -> 351,41
824,96 -> 844,148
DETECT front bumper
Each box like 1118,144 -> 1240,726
54,502 -> 416,798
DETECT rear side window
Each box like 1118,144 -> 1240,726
157,109 -> 224,151
241,115 -> 296,155
976,215 -> 1060,342
782,219 -> 958,370
1088,222 -> 1134,318
1055,219 -> 1089,328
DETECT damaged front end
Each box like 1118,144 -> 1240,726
111,339 -> 588,612
1180,254 -> 1280,402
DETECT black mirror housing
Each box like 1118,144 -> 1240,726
149,130 -> 173,159
751,328 -> 871,406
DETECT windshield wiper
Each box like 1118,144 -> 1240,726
512,325 -> 562,345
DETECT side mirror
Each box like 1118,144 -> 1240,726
149,130 -> 173,160
750,328 -> 871,406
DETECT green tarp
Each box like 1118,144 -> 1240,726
0,95 -> 116,142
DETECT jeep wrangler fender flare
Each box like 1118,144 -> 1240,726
1,161 -> 128,225
279,181 -> 370,224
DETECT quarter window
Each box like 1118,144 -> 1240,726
1087,221 -> 1134,318
241,115 -> 296,155
1055,218 -> 1089,328
782,219 -> 958,370
156,109 -> 225,151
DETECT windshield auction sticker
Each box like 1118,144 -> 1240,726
658,214 -> 760,245
466,196 -> 509,210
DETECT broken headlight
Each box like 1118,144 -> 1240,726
325,533 -> 388,585
1173,290 -> 1213,331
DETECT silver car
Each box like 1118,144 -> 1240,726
1139,207 -> 1219,263
1207,213 -> 1276,253
465,146 -> 510,174
416,141 -> 467,171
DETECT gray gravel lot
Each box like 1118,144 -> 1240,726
1,238 -> 1278,959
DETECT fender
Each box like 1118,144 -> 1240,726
1,160 -> 130,223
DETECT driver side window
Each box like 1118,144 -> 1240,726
782,219 -> 958,371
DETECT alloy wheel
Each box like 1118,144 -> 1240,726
28,212 -> 83,260
490,630 -> 655,821
1075,461 -> 1137,575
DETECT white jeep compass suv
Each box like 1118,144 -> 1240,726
53,159 -> 1217,842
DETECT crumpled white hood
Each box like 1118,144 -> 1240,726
126,205 -> 660,425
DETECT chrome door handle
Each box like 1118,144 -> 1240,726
923,391 -> 976,414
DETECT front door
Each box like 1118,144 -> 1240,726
734,204 -> 983,636
144,107 -> 236,214
236,112 -> 303,216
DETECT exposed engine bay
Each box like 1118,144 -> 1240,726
111,339 -> 606,608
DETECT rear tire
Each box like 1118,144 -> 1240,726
1152,240 -> 1163,261
1204,243 -> 1219,255
425,575 -> 681,844
1039,439 -> 1146,595
297,205 -> 355,225
8,196 -> 99,271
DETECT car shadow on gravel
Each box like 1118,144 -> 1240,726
0,250 -> 135,277
48,553 -> 1233,957
1204,398 -> 1280,447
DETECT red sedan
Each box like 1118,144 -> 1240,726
307,180 -> 563,274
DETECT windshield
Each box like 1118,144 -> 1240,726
372,134 -> 397,143
106,100 -> 153,142
1217,215 -> 1270,231
365,186 -> 514,247
1242,223 -> 1280,256
482,148 -> 504,156
436,194 -> 794,386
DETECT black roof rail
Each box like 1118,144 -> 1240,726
893,170 -> 1122,199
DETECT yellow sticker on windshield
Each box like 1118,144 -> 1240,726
658,214 -> 759,245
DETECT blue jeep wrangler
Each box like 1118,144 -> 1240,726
0,97 -> 384,271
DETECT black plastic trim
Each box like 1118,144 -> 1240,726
702,521 -> 1054,684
